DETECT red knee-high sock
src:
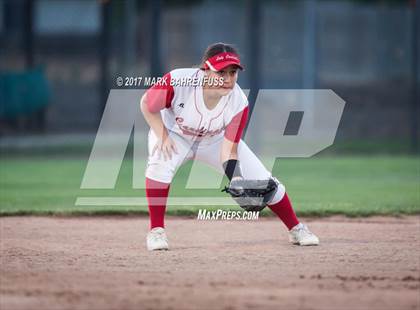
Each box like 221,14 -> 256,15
145,178 -> 170,229
268,193 -> 300,230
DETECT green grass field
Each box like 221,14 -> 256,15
0,156 -> 419,217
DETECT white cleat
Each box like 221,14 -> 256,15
146,227 -> 169,251
288,223 -> 319,246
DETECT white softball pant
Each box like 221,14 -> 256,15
145,130 -> 285,204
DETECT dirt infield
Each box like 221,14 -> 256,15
1,216 -> 419,310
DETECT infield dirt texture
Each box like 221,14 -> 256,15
1,216 -> 419,310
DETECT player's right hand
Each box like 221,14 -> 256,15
152,136 -> 178,161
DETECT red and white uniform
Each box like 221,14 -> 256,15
146,68 -> 249,145
144,67 -> 285,203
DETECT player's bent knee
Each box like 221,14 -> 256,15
145,163 -> 175,184
268,178 -> 286,205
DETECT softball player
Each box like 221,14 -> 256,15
140,42 -> 319,251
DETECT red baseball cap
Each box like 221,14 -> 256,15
203,52 -> 244,72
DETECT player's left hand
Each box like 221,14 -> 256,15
222,177 -> 278,212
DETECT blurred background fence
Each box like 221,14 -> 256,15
0,0 -> 419,154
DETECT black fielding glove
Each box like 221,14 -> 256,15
222,177 -> 279,212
